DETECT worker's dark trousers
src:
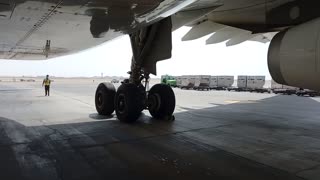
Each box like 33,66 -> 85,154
45,85 -> 50,96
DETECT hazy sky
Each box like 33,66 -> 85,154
0,27 -> 271,79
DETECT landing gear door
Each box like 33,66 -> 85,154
142,17 -> 172,75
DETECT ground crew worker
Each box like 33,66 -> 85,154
42,75 -> 51,96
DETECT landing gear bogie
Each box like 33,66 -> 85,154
94,17 -> 175,123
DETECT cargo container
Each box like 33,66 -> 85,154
180,75 -> 196,89
228,76 -> 270,93
175,76 -> 182,88
209,76 -> 218,89
194,75 -> 211,90
247,76 -> 265,89
217,76 -> 234,89
237,76 -> 265,89
237,76 -> 248,89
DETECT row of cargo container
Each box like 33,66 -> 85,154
164,75 -> 320,96
175,75 -> 234,90
162,74 -> 320,96
228,75 -> 267,92
173,75 -> 268,91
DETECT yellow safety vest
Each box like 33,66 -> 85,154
43,79 -> 51,86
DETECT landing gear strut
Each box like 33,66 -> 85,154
94,17 -> 175,123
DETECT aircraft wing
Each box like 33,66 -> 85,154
172,0 -> 277,46
179,20 -> 276,46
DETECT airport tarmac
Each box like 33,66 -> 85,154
0,79 -> 320,180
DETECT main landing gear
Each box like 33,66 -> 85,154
94,17 -> 175,123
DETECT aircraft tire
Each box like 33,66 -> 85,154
95,82 -> 116,115
148,84 -> 175,119
115,83 -> 144,123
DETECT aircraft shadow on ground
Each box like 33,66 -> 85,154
0,95 -> 319,180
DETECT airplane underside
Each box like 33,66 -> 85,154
1,0 -> 320,122
1,0 -> 319,60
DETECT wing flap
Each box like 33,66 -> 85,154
181,21 -> 225,41
226,33 -> 259,46
176,18 -> 276,46
206,26 -> 247,44
249,32 -> 277,43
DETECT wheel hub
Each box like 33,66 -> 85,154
117,94 -> 126,114
148,93 -> 161,111
97,92 -> 103,107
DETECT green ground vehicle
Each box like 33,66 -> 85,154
161,75 -> 177,87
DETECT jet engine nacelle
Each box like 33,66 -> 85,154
268,18 -> 320,90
